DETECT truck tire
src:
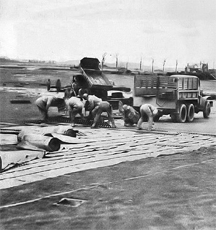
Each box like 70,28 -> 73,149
203,102 -> 211,118
176,103 -> 187,123
187,104 -> 195,122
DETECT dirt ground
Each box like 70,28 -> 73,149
1,65 -> 216,230
1,146 -> 216,230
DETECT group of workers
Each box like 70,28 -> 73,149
35,88 -> 158,130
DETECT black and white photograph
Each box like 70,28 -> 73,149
0,0 -> 216,229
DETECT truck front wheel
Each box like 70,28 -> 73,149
176,104 -> 187,123
187,104 -> 195,122
203,102 -> 211,118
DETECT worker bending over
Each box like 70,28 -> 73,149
66,96 -> 84,126
83,94 -> 116,128
137,104 -> 158,131
119,102 -> 140,127
35,95 -> 64,122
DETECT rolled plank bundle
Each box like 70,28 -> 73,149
17,134 -> 61,152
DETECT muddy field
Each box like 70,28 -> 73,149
0,66 -> 216,124
0,67 -> 74,123
0,65 -> 216,230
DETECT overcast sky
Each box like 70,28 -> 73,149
0,0 -> 216,68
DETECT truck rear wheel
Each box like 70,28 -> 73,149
187,104 -> 195,122
203,102 -> 211,118
176,104 -> 187,123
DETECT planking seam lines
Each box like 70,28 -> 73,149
0,128 -> 215,189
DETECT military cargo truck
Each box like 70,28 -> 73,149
133,74 -> 213,122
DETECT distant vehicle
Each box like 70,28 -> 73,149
46,79 -> 64,92
133,74 -> 213,122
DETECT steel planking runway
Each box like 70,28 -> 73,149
0,124 -> 215,190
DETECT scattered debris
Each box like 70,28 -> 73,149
55,197 -> 86,207
75,117 -> 112,128
10,99 -> 31,104
14,83 -> 25,87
